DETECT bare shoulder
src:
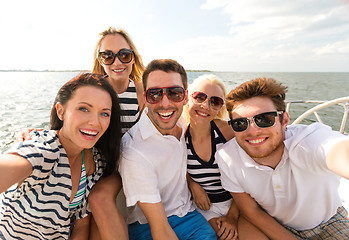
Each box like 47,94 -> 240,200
84,148 -> 96,176
214,119 -> 235,141
133,80 -> 145,109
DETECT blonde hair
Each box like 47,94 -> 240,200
183,74 -> 229,122
92,27 -> 145,82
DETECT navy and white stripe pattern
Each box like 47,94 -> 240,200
118,80 -> 140,133
186,121 -> 232,203
0,130 -> 106,240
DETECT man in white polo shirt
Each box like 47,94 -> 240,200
119,59 -> 216,240
216,77 -> 349,239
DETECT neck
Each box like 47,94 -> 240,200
189,119 -> 211,140
108,77 -> 129,94
253,143 -> 285,169
57,130 -> 83,162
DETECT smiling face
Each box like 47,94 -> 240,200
145,70 -> 187,135
57,86 -> 112,151
231,96 -> 289,167
188,79 -> 224,125
99,34 -> 134,90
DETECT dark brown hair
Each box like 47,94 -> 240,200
142,59 -> 188,90
51,73 -> 121,176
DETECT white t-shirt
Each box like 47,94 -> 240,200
119,108 -> 195,224
216,123 -> 348,230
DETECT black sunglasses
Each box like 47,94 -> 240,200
145,86 -> 186,104
229,111 -> 284,132
191,91 -> 224,110
98,49 -> 133,65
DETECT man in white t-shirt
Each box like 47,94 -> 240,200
216,77 -> 349,239
119,59 -> 216,240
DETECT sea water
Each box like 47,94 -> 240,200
0,71 -> 348,152
0,71 -> 348,208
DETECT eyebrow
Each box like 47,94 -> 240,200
79,102 -> 112,111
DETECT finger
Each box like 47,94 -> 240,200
218,227 -> 229,240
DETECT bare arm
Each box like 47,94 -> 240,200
0,154 -> 32,193
137,201 -> 178,240
186,173 -> 211,210
232,192 -> 298,240
214,119 -> 235,141
326,139 -> 349,179
70,215 -> 91,240
134,80 -> 145,113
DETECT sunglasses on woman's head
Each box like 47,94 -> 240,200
191,91 -> 224,110
229,111 -> 284,132
145,86 -> 186,104
98,49 -> 133,65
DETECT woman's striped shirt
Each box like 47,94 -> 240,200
0,130 -> 106,240
118,80 -> 140,134
186,121 -> 232,203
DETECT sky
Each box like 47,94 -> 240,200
0,0 -> 348,72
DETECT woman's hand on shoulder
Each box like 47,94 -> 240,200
15,128 -> 43,142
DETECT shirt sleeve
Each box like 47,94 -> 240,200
119,147 -> 161,207
216,143 -> 245,193
288,123 -> 348,173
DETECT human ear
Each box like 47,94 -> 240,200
56,102 -> 64,121
282,111 -> 290,129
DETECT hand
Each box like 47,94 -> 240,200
189,181 -> 211,211
15,128 -> 41,142
216,216 -> 238,240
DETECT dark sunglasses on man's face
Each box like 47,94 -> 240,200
145,86 -> 185,104
191,91 -> 224,110
98,49 -> 133,65
229,111 -> 284,132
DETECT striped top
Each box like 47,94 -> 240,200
186,121 -> 232,203
69,151 -> 87,211
0,130 -> 106,240
118,80 -> 140,134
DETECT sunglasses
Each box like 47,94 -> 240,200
191,91 -> 224,110
145,86 -> 186,104
98,49 -> 133,65
229,111 -> 284,132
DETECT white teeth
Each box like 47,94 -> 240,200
113,69 -> 124,73
249,138 -> 265,144
159,111 -> 173,118
196,111 -> 208,117
80,129 -> 98,136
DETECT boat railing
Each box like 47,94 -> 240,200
286,96 -> 349,135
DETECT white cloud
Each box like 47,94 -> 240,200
191,0 -> 349,71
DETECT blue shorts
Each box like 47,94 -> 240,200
128,209 -> 216,240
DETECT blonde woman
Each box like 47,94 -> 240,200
88,27 -> 145,240
184,75 -> 268,239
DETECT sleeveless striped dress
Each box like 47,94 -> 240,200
118,80 -> 140,133
186,121 -> 232,203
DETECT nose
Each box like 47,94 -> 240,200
159,93 -> 172,107
246,119 -> 262,133
200,99 -> 210,110
88,113 -> 100,126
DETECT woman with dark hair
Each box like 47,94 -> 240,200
0,73 -> 121,239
